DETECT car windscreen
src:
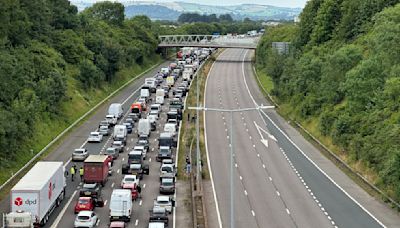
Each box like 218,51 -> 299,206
78,215 -> 90,220
128,154 -> 141,160
161,166 -> 173,173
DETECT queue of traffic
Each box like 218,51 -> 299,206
2,47 -> 214,228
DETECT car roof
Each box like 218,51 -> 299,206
77,210 -> 93,216
79,197 -> 92,200
157,196 -> 170,202
123,175 -> 137,179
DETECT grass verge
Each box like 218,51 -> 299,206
177,50 -> 223,180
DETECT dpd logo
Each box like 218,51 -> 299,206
14,197 -> 37,206
14,197 -> 23,206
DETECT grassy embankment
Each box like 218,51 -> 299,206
0,56 -> 163,200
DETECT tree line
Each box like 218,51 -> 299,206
257,1 -> 400,201
178,13 -> 233,23
0,0 -> 163,168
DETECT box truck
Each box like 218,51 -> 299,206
3,162 -> 66,227
84,155 -> 109,186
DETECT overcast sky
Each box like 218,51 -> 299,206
126,0 -> 308,8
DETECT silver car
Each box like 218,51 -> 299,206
99,125 -> 110,136
72,148 -> 89,161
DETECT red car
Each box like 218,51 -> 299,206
74,197 -> 95,214
110,221 -> 125,228
122,183 -> 138,200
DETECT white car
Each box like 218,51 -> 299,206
74,211 -> 98,228
160,163 -> 175,175
154,196 -> 174,214
133,146 -> 147,160
148,110 -> 159,120
105,114 -> 117,125
121,175 -> 139,187
88,132 -> 103,143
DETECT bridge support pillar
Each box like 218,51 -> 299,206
162,48 -> 168,58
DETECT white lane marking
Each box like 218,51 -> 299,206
152,148 -> 155,152
117,169 -> 120,173
104,200 -> 108,206
122,158 -> 125,161
143,184 -> 146,188
96,219 -> 100,226
276,191 -> 280,196
286,208 -> 291,215
50,190 -> 77,228
203,54 -> 223,228
244,190 -> 248,196
135,219 -> 139,226
111,182 -> 115,188
149,158 -> 152,162
139,200 -> 143,206
239,176 -> 242,180
251,210 -> 255,217
269,176 -> 272,181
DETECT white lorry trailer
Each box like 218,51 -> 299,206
3,162 -> 66,227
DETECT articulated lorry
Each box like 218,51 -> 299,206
3,162 -> 66,228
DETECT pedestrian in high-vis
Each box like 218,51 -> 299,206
79,167 -> 84,182
70,166 -> 75,181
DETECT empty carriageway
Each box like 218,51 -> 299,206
204,48 -> 332,228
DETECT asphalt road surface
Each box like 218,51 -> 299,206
204,49 -> 385,228
0,60 -> 181,228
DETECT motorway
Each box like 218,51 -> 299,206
0,60 -> 177,228
204,49 -> 385,228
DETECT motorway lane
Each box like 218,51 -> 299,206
205,49 -> 333,227
238,49 -> 385,228
53,72 -> 183,227
0,61 -> 172,227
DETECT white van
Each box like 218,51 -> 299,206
145,78 -> 157,93
108,103 -> 124,119
113,125 -> 127,141
140,88 -> 150,100
138,119 -> 151,137
164,123 -> 177,137
109,189 -> 132,222
155,89 -> 165,105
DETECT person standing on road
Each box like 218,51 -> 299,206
136,185 -> 142,199
70,166 -> 75,181
79,167 -> 84,182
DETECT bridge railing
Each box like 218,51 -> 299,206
158,35 -> 261,49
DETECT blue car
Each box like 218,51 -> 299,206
123,122 -> 133,134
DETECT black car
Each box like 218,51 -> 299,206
136,139 -> 150,152
80,183 -> 102,198
149,207 -> 169,226
123,122 -> 133,134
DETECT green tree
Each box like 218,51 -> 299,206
84,1 -> 125,26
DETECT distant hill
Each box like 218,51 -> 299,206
70,1 -> 302,21
125,5 -> 180,21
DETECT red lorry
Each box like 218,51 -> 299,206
84,155 -> 110,186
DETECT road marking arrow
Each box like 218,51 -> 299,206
254,121 -> 277,148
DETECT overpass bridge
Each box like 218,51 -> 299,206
158,35 -> 261,50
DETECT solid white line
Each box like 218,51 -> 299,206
50,190 -> 77,228
242,49 -> 386,227
203,53 -> 223,228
